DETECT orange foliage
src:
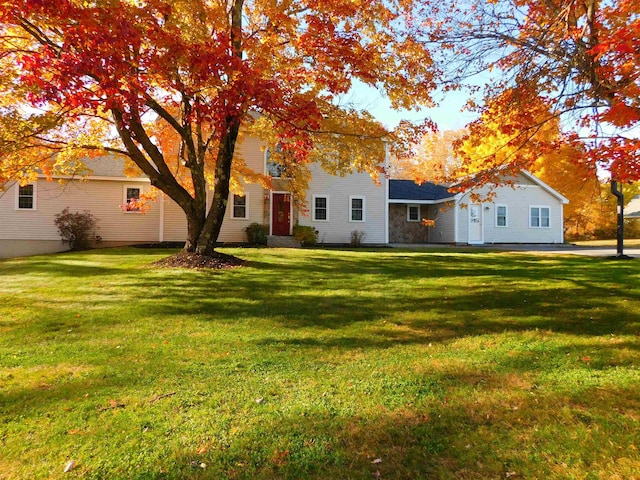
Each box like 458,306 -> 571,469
391,129 -> 466,184
0,0 -> 438,253
426,0 -> 640,184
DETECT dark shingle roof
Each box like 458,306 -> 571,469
389,179 -> 455,202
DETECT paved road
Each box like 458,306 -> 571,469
390,243 -> 640,258
497,244 -> 640,258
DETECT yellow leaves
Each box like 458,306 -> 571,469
391,129 -> 466,184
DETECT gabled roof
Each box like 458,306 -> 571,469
36,156 -> 148,181
80,157 -> 131,177
518,170 -> 569,204
388,170 -> 569,205
388,179 -> 455,203
626,195 -> 640,218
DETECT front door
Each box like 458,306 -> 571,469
272,193 -> 291,235
468,204 -> 483,244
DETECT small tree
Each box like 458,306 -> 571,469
54,208 -> 97,251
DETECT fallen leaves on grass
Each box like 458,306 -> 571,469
98,399 -> 126,412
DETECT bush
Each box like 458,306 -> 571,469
292,224 -> 318,246
54,208 -> 97,251
350,229 -> 367,247
245,222 -> 268,245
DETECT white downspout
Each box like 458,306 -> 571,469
159,193 -> 165,243
384,143 -> 389,244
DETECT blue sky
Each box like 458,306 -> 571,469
346,79 -> 477,132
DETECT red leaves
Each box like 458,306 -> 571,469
598,102 -> 640,128
590,138 -> 640,184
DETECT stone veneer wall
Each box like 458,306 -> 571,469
388,204 -> 430,243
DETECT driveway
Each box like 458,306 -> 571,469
390,243 -> 640,258
493,244 -> 640,258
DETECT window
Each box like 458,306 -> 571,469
313,195 -> 328,221
407,204 -> 420,222
17,183 -> 36,210
265,148 -> 284,178
496,205 -> 508,227
530,206 -> 550,228
123,186 -> 143,212
349,196 -> 365,222
231,194 -> 248,219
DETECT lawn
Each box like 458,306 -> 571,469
0,247 -> 638,479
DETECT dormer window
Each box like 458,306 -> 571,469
265,146 -> 284,178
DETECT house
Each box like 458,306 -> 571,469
0,135 -> 388,258
1,133 -> 571,259
388,171 -> 569,244
626,195 -> 640,219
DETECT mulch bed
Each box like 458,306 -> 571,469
152,251 -> 245,270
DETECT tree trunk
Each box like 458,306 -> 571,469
159,119 -> 241,257
184,213 -> 205,253
191,120 -> 241,256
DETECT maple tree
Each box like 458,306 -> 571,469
389,129 -> 466,184
406,99 -> 612,239
423,0 -> 639,185
0,0 -> 436,256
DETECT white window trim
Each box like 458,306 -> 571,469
312,194 -> 329,222
349,195 -> 366,223
529,205 -> 551,228
15,182 -> 37,211
230,193 -> 249,220
407,204 -> 421,222
495,204 -> 508,228
122,185 -> 145,213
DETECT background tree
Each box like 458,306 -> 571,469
389,129 -> 466,184
0,0 -> 437,257
408,97 -> 619,240
422,0 -> 639,184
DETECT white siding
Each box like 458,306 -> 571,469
162,195 -> 187,242
299,163 -> 387,244
0,178 -> 159,244
0,240 -> 65,259
218,184 -> 265,242
218,136 -> 266,243
428,202 -> 457,243
162,186 -> 265,244
161,136 -> 268,244
1,135 -> 393,255
456,183 -> 565,244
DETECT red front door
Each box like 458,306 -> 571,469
272,193 -> 291,235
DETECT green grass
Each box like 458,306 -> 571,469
0,247 -> 639,479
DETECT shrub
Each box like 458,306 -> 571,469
245,222 -> 268,245
292,224 -> 318,246
350,229 -> 367,247
54,208 -> 97,251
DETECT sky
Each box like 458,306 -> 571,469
346,80 -> 479,132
